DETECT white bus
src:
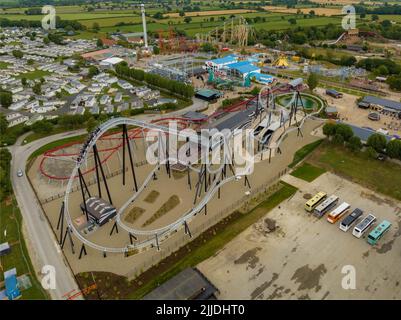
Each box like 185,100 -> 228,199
352,214 -> 376,238
327,202 -> 350,223
314,195 -> 339,218
339,208 -> 363,232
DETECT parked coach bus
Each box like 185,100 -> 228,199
305,192 -> 327,212
367,220 -> 391,245
352,214 -> 376,238
327,202 -> 350,224
339,208 -> 363,232
314,195 -> 339,218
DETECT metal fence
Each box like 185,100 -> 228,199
125,167 -> 289,280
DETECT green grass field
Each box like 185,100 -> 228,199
309,143 -> 401,201
290,162 -> 326,182
27,134 -> 87,161
289,139 -> 323,168
128,181 -> 297,299
0,7 -> 343,38
0,197 -> 48,299
0,61 -> 10,69
17,70 -> 51,80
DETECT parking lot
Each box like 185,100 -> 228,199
197,172 -> 401,299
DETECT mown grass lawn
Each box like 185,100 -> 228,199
290,162 -> 326,182
0,198 -> 48,299
27,134 -> 87,161
128,182 -> 297,299
309,143 -> 401,201
17,70 -> 51,80
289,139 -> 323,168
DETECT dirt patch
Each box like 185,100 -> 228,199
234,247 -> 261,269
360,191 -> 396,208
124,207 -> 145,224
250,273 -> 279,300
75,271 -> 131,300
142,195 -> 180,227
144,190 -> 160,204
303,193 -> 312,200
291,264 -> 327,292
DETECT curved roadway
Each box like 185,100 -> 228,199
9,130 -> 85,300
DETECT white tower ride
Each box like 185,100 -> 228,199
140,3 -> 148,49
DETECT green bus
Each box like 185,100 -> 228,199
367,220 -> 391,245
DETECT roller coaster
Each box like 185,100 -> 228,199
55,81 -> 325,259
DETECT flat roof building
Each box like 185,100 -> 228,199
143,268 -> 218,300
195,89 -> 222,101
359,96 -> 401,114
337,121 -> 393,144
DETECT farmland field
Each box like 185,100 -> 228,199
263,6 -> 344,16
164,9 -> 257,18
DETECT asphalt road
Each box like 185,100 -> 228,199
9,130 -> 86,300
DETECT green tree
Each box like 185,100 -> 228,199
96,38 -> 103,47
365,146 -> 377,159
184,17 -> 192,24
371,14 -> 379,22
179,11 -> 185,17
307,73 -> 319,91
386,139 -> 401,160
86,117 -> 99,133
335,123 -> 354,141
288,18 -> 297,25
0,113 -> 8,134
0,91 -> 13,108
92,22 -> 100,31
88,66 -> 99,78
32,82 -> 42,95
12,49 -> 23,59
333,133 -> 344,145
21,77 -> 27,86
367,133 -> 387,152
322,122 -> 336,138
153,45 -> 160,55
347,136 -> 362,152
31,120 -> 53,134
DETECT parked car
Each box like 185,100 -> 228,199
17,169 -> 23,177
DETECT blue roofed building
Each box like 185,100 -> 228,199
250,73 -> 275,84
4,268 -> 21,300
205,54 -> 238,71
225,61 -> 261,79
337,121 -> 393,144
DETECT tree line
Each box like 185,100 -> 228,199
0,17 -> 85,30
0,148 -> 12,202
323,122 -> 401,161
115,62 -> 194,99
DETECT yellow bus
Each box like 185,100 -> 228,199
305,192 -> 327,212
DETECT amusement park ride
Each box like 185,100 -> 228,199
207,68 -> 253,89
157,15 -> 254,55
49,79 -> 324,260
